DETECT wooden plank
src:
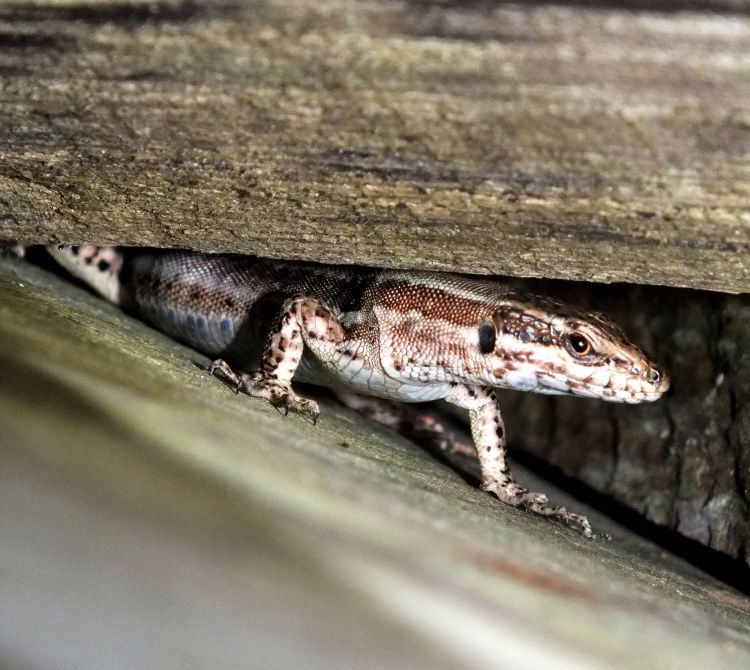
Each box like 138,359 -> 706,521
0,0 -> 748,292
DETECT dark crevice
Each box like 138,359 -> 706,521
718,299 -> 750,558
547,394 -> 559,464
603,403 -> 620,494
705,294 -> 749,557
665,393 -> 684,532
0,30 -> 70,50
727,384 -> 748,549
0,1 -> 242,26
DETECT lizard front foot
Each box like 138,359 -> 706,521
524,500 -> 594,538
209,359 -> 320,423
251,378 -> 320,424
483,480 -> 593,538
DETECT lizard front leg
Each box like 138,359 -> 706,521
210,296 -> 344,422
445,384 -> 594,538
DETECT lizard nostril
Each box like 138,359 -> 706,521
647,368 -> 661,384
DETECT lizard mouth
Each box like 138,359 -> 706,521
567,378 -> 670,403
536,367 -> 670,403
494,366 -> 670,403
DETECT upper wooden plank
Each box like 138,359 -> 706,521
0,0 -> 748,292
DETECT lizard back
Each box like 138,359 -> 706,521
120,250 -> 373,369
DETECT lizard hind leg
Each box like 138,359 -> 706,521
333,390 -> 478,462
211,296 -> 345,423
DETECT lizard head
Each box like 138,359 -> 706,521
478,295 -> 669,403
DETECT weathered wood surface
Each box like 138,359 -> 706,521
0,0 -> 749,292
3,256 -> 750,670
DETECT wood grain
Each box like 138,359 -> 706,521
0,0 -> 748,291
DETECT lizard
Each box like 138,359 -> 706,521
33,244 -> 670,537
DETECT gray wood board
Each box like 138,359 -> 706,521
0,0 -> 749,292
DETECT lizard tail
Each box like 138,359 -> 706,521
46,245 -> 124,305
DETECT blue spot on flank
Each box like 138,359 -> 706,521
220,318 -> 231,333
187,315 -> 195,329
197,317 -> 205,330
167,308 -> 176,321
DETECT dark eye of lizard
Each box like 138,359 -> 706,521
566,332 -> 592,356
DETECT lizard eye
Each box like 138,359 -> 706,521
566,332 -> 592,357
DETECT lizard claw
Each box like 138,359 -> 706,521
561,510 -> 594,539
485,481 -> 594,538
526,501 -> 594,539
258,382 -> 320,423
209,359 -> 241,386
287,396 -> 320,423
213,367 -> 321,424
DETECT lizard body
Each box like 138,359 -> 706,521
46,245 -> 670,536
